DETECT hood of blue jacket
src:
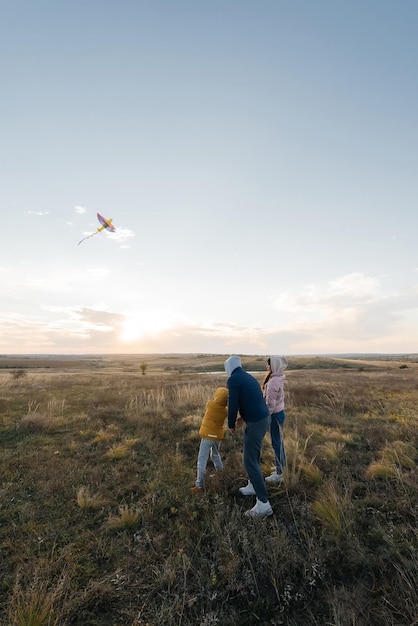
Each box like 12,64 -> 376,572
224,355 -> 242,378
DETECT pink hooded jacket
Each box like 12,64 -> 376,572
263,355 -> 287,414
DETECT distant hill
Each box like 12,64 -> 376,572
1,353 -> 417,373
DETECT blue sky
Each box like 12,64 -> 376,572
1,0 -> 417,355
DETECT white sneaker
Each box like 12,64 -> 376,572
239,481 -> 256,496
265,471 -> 284,484
245,498 -> 273,518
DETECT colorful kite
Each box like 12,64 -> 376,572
78,213 -> 116,245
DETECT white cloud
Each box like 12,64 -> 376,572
86,268 -> 111,279
27,211 -> 49,216
1,272 -> 418,354
24,275 -> 48,289
75,206 -> 87,214
2,266 -> 117,299
270,272 -> 418,352
274,273 -> 381,313
107,227 -> 135,244
327,273 -> 380,299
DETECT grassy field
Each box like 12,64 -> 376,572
0,354 -> 417,625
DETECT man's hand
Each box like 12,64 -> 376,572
236,416 -> 244,427
229,427 -> 236,435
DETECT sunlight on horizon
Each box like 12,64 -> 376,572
120,312 -> 174,342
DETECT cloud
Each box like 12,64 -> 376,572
271,272 -> 418,352
27,211 -> 49,216
120,318 -> 270,353
75,206 -> 87,214
0,307 -> 268,355
274,273 -> 380,313
41,305 -> 124,337
2,266 -> 114,298
108,227 -> 135,245
0,313 -> 56,351
86,268 -> 111,279
0,307 -> 127,353
74,306 -> 123,330
1,273 -> 418,354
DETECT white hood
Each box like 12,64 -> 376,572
269,355 -> 288,373
224,355 -> 242,378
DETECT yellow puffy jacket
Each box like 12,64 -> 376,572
199,387 -> 228,441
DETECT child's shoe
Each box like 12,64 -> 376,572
265,471 -> 284,484
190,486 -> 204,494
239,481 -> 256,496
244,498 -> 273,518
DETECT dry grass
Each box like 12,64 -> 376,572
104,443 -> 131,459
381,440 -> 416,469
90,428 -> 117,444
285,429 -> 314,488
1,354 -> 418,625
365,462 -> 399,479
319,440 -> 346,463
311,483 -> 350,536
106,505 -> 141,530
76,486 -> 111,510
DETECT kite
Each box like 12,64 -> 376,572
78,213 -> 116,245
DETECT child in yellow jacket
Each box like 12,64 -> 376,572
190,387 -> 228,493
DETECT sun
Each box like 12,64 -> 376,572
120,312 -> 172,342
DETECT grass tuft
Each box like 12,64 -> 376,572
311,483 -> 350,536
319,440 -> 346,463
381,440 -> 416,469
301,462 -> 323,485
107,505 -> 141,530
76,486 -> 111,509
285,429 -> 314,488
365,462 -> 398,479
104,443 -> 130,459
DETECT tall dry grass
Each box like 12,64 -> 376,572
1,357 -> 418,625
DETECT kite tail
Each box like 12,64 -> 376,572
77,230 -> 99,246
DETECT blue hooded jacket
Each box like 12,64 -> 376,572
224,356 -> 269,429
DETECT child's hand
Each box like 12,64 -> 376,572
229,428 -> 236,435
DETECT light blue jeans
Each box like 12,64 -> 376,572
243,416 -> 269,502
270,410 -> 286,474
196,438 -> 223,487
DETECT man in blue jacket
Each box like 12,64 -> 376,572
224,355 -> 273,517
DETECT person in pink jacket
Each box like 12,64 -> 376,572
262,355 -> 288,483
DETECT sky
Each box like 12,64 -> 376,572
1,0 -> 418,356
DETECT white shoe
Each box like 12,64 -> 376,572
239,481 -> 256,496
265,471 -> 284,484
245,498 -> 273,518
